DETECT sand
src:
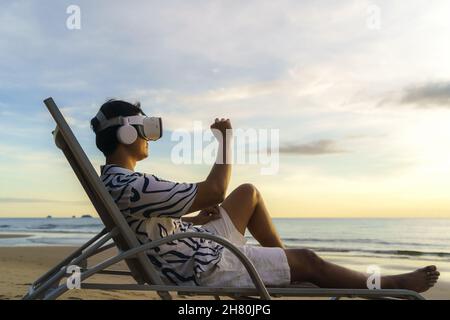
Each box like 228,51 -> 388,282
0,245 -> 448,300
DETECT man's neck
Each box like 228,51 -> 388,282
106,154 -> 136,171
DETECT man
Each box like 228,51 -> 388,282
91,99 -> 439,291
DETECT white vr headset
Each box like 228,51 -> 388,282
94,110 -> 163,145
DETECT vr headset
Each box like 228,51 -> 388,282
93,110 -> 163,145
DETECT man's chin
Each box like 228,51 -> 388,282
138,153 -> 148,161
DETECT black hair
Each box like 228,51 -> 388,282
90,99 -> 143,157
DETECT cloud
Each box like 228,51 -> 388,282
279,139 -> 347,155
3,0 -> 450,218
0,143 -> 64,164
400,82 -> 450,108
0,197 -> 88,205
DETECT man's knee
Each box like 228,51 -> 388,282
236,183 -> 260,203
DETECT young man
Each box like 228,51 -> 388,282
91,99 -> 440,291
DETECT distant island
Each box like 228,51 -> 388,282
44,214 -> 94,218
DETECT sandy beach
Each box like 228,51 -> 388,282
0,246 -> 186,300
0,245 -> 448,300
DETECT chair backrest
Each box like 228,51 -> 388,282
43,97 -> 165,287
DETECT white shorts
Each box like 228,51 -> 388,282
198,206 -> 291,287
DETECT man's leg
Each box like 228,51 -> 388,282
285,248 -> 440,292
219,184 -> 440,293
220,183 -> 284,248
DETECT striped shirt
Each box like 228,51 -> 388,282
100,164 -> 223,286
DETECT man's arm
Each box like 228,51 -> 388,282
182,205 -> 221,225
186,118 -> 232,213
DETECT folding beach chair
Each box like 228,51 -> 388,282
23,97 -> 425,300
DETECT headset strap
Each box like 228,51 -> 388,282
94,111 -> 145,132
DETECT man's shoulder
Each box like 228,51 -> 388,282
100,171 -> 146,190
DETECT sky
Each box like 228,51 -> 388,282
1,0 -> 450,218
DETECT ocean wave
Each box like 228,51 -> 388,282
244,236 -> 450,259
373,249 -> 450,258
30,223 -> 102,229
280,237 -> 435,248
0,225 -> 10,228
34,224 -> 58,229
25,238 -> 81,245
69,223 -> 103,228
10,222 -> 105,233
5,229 -> 99,235
299,246 -> 450,259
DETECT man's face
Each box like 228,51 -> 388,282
128,136 -> 149,161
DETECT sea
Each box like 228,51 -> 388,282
0,217 -> 449,264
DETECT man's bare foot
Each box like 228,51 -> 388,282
383,265 -> 440,293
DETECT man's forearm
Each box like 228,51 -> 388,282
187,122 -> 233,213
205,136 -> 232,197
